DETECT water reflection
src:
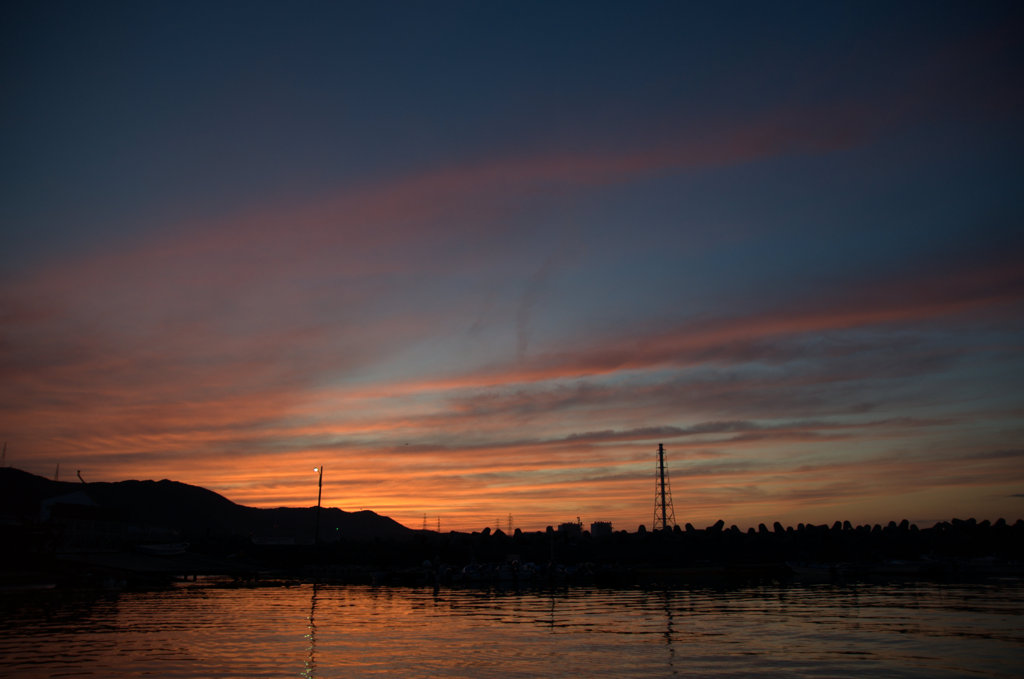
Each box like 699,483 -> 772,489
303,582 -> 319,679
661,589 -> 677,676
548,588 -> 556,629
0,583 -> 1021,678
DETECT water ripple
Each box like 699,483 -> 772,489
1,582 -> 1021,677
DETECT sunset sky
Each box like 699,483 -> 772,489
2,1 -> 1022,532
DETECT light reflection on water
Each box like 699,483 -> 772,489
1,582 -> 1022,678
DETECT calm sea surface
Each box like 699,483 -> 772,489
1,581 -> 1021,678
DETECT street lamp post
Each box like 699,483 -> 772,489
313,465 -> 323,546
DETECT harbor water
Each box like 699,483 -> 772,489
2,581 -> 1022,677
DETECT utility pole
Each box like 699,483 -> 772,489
313,465 -> 323,546
654,443 -> 676,531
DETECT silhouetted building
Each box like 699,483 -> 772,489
590,521 -> 612,537
558,519 -> 582,536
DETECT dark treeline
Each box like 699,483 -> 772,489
426,517 -> 1024,569
235,517 -> 1024,586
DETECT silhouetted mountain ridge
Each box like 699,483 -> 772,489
0,467 -> 411,541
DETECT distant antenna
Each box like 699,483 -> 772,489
507,513 -> 513,533
653,443 -> 677,531
422,513 -> 427,531
54,463 -> 60,482
436,516 -> 440,532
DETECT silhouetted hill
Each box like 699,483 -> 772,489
0,467 -> 80,515
0,467 -> 411,541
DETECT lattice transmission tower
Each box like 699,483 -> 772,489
653,443 -> 677,531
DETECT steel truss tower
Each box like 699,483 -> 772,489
654,443 -> 677,531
